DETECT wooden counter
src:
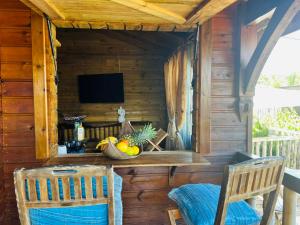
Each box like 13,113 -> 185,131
46,151 -> 211,168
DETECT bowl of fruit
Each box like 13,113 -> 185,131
96,124 -> 157,160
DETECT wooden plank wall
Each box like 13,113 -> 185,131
57,29 -> 177,129
0,1 -> 247,224
0,1 -> 43,224
0,47 -> 3,223
211,8 -> 247,154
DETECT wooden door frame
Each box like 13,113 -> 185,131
192,20 -> 212,154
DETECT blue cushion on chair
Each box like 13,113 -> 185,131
168,184 -> 261,225
29,173 -> 123,225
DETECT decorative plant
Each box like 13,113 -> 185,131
121,124 -> 157,146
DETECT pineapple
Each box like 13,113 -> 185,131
121,124 -> 157,146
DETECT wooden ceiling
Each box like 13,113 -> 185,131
20,0 -> 237,32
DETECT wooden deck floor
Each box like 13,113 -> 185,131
257,195 -> 300,225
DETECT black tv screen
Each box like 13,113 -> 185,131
78,73 -> 124,103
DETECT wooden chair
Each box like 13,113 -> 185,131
168,157 -> 285,225
14,165 -> 115,225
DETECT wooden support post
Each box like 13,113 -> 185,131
31,11 -> 49,159
235,2 -> 257,153
283,187 -> 297,225
45,21 -> 58,158
193,20 -> 212,154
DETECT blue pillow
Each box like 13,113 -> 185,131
168,184 -> 261,225
29,173 -> 123,225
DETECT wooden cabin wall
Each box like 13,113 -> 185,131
0,1 -> 246,225
57,30 -> 169,129
0,1 -> 43,224
210,8 -> 246,154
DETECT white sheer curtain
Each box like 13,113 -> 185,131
164,46 -> 190,150
179,44 -> 194,149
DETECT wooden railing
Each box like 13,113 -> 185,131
58,121 -> 151,144
252,136 -> 300,169
236,152 -> 299,225
58,122 -> 122,144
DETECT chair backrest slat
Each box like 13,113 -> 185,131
39,178 -> 48,201
14,165 -> 115,225
62,176 -> 71,201
28,179 -> 37,202
50,177 -> 59,201
96,176 -> 104,198
85,176 -> 93,200
74,176 -> 82,200
215,157 -> 285,225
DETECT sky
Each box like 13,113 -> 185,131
262,30 -> 300,77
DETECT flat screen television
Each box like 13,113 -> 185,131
78,73 -> 124,103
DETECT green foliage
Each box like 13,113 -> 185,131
253,120 -> 269,137
258,74 -> 282,88
253,108 -> 300,137
258,73 -> 300,88
286,72 -> 300,86
276,108 -> 300,131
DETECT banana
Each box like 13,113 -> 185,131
96,136 -> 118,150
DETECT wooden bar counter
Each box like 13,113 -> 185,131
46,151 -> 211,168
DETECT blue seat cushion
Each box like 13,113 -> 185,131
168,184 -> 261,225
29,173 -> 123,225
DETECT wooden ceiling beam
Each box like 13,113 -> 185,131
109,0 -> 186,24
53,20 -> 196,32
185,0 -> 237,25
20,0 -> 65,19
244,0 -> 300,95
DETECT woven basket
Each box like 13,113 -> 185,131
102,140 -> 142,160
102,121 -> 142,160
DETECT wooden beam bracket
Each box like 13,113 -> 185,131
236,96 -> 253,122
244,0 -> 300,95
168,166 -> 178,186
